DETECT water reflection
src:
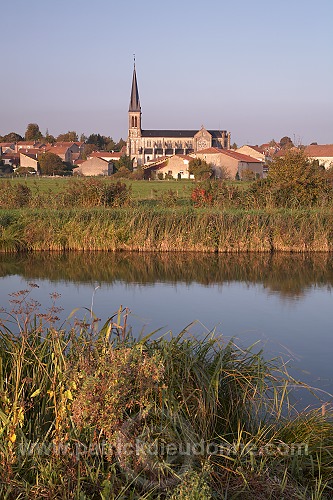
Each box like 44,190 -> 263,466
0,251 -> 332,409
0,251 -> 333,298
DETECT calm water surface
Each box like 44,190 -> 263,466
0,251 -> 332,408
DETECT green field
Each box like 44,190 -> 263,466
0,177 -> 195,199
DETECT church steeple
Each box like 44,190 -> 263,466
127,57 -> 142,164
129,58 -> 141,112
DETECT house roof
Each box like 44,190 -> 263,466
304,145 -> 333,158
246,145 -> 265,153
80,157 -> 111,166
144,154 -> 193,169
55,141 -> 84,148
20,152 -> 38,160
45,145 -> 70,154
89,151 -> 123,159
197,148 -> 262,163
17,141 -> 42,147
196,147 -> 221,154
19,148 -> 41,155
2,153 -> 20,159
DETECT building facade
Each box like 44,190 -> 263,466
126,64 -> 231,166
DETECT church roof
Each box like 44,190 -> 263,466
129,65 -> 141,112
141,130 -> 227,138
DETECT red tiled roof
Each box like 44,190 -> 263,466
89,151 -> 123,159
17,141 -> 42,146
2,153 -> 20,158
20,152 -> 38,160
247,145 -> 265,153
173,154 -> 193,161
196,147 -> 222,154
304,145 -> 333,158
197,148 -> 262,163
55,141 -> 83,147
45,145 -> 70,154
19,148 -> 41,155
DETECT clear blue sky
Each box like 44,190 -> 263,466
1,0 -> 332,146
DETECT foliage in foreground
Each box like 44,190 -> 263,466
0,287 -> 333,498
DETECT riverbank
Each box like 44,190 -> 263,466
1,298 -> 332,499
1,207 -> 333,252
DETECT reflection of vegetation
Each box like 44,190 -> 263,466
0,251 -> 332,298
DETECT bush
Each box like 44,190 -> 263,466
0,181 -> 32,208
60,178 -> 131,207
267,149 -> 331,207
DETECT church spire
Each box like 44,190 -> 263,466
129,57 -> 141,112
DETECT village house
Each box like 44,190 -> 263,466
0,142 -> 15,154
15,141 -> 45,152
74,156 -> 114,176
143,154 -> 194,180
194,147 -> 264,179
303,144 -> 333,170
87,151 -> 124,162
235,145 -> 266,162
0,152 -> 20,168
43,143 -> 78,163
19,152 -> 39,172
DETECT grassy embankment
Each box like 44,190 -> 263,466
1,289 -> 333,499
1,177 -> 333,252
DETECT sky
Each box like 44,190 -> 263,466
1,0 -> 333,146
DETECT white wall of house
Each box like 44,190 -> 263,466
311,156 -> 333,169
19,153 -> 38,171
146,155 -> 194,179
75,157 -> 113,176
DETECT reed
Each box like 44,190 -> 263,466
0,289 -> 333,498
1,207 -> 333,253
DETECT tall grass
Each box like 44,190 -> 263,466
1,207 -> 333,252
1,287 -> 333,498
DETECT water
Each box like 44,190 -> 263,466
0,251 -> 332,409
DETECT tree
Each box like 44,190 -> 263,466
25,123 -> 43,141
105,138 -> 117,151
279,136 -> 294,149
0,132 -> 24,143
45,130 -> 56,144
115,138 -> 126,152
267,149 -> 328,206
188,158 -> 213,180
38,152 -> 64,176
115,155 -> 133,172
57,131 -> 78,142
86,134 -> 106,150
82,143 -> 96,160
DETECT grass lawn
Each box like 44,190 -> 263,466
0,176 -> 196,200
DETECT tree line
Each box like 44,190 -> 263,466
0,123 -> 126,153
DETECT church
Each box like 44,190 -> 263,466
126,64 -> 231,167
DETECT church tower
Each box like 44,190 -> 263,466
127,60 -> 142,163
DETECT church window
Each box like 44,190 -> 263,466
134,116 -> 138,127
131,116 -> 135,127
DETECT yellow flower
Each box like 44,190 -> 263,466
9,432 -> 16,443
